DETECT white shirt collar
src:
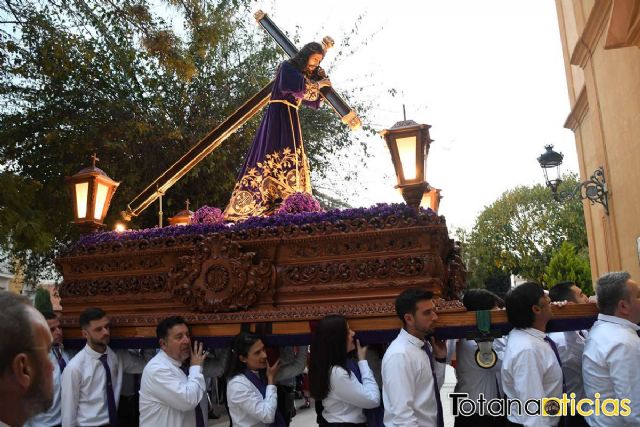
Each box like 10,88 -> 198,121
518,327 -> 547,340
84,343 -> 108,359
159,349 -> 183,368
399,328 -> 426,348
597,313 -> 640,331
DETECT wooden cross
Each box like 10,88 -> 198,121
254,10 -> 361,130
91,153 -> 99,167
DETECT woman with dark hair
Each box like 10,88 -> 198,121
309,315 -> 380,426
226,332 -> 284,427
224,41 -> 332,222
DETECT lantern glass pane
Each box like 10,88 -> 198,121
396,136 -> 417,180
94,182 -> 109,220
75,182 -> 89,219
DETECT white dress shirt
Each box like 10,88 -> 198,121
61,345 -> 147,427
321,360 -> 380,423
138,350 -> 206,427
582,314 -> 640,426
227,373 -> 277,427
24,347 -> 72,427
548,330 -> 587,400
454,337 -> 506,410
382,328 -> 445,426
501,328 -> 563,427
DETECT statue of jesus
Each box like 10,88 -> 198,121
223,41 -> 331,222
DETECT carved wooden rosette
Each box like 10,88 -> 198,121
167,235 -> 274,312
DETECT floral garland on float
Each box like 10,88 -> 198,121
69,197 -> 441,254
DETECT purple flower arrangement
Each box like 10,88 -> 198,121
71,203 -> 440,250
191,205 -> 224,225
276,192 -> 322,215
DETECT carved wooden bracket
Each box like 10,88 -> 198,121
168,234 -> 274,312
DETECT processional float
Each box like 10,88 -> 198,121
57,11 -> 597,352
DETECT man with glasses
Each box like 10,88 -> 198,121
501,282 -> 564,427
0,291 -> 55,427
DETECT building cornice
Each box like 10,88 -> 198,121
604,0 -> 640,48
571,0 -> 613,67
564,86 -> 589,131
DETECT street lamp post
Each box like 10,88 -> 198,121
537,145 -> 609,215
66,154 -> 120,233
381,120 -> 433,210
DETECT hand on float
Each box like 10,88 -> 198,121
356,339 -> 368,361
190,340 -> 207,366
266,359 -> 281,385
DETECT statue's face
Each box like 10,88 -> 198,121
305,53 -> 323,74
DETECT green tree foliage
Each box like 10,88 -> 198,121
34,286 -> 54,314
461,175 -> 589,287
543,241 -> 593,295
0,0 -> 374,283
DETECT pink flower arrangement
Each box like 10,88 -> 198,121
277,192 -> 322,215
190,205 -> 224,225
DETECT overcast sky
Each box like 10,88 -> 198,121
246,0 -> 580,231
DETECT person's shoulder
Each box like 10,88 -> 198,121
143,352 -> 164,371
330,365 -> 350,377
227,373 -> 255,392
66,347 -> 86,366
382,346 -> 412,365
64,349 -> 88,376
505,331 -> 538,353
227,373 -> 247,386
588,321 -> 633,344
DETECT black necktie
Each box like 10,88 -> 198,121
53,346 -> 66,373
181,365 -> 206,427
98,354 -> 118,426
422,342 -> 444,427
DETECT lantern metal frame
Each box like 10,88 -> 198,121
537,145 -> 609,215
381,120 -> 433,210
66,154 -> 120,233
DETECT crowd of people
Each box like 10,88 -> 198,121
0,270 -> 638,427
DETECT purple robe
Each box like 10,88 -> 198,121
224,61 -> 321,221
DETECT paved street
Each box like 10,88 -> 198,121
210,366 -> 458,426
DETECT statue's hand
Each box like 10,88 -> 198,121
316,66 -> 327,78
